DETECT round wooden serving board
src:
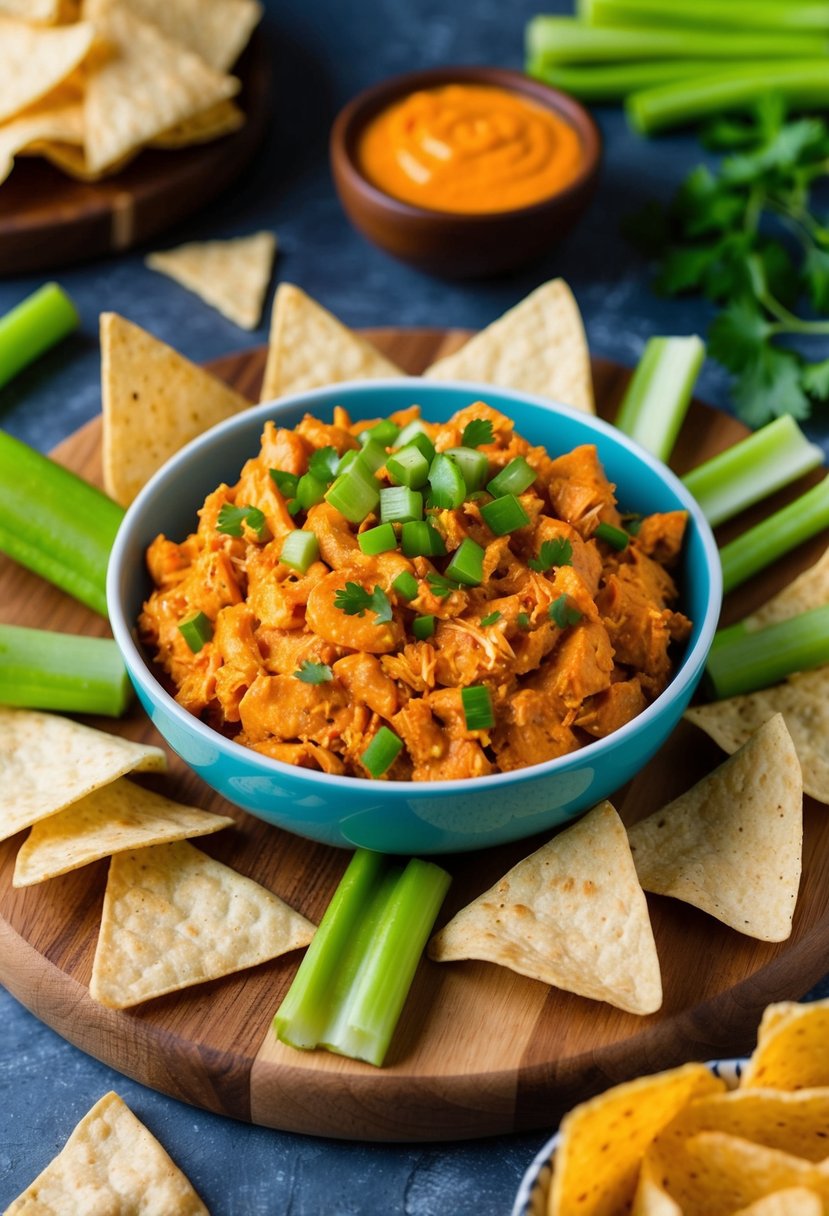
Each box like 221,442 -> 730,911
1,329 -> 827,1143
0,35 -> 269,277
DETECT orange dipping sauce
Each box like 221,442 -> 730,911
356,83 -> 585,215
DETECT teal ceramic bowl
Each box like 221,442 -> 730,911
107,380 -> 721,854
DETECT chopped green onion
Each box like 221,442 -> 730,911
361,726 -> 404,778
594,521 -> 630,551
358,523 -> 398,556
0,623 -> 132,717
487,456 -> 536,499
481,494 -> 530,535
517,611 -> 531,631
0,283 -> 79,391
279,529 -> 320,574
445,446 -> 489,493
401,520 -> 446,558
380,486 -> 423,524
427,453 -> 466,510
682,416 -> 823,528
270,469 -> 299,499
217,503 -> 268,540
308,446 -> 340,484
386,445 -> 430,489
480,611 -> 502,627
273,849 -> 450,1067
719,476 -> 829,594
413,614 -> 436,640
178,611 -> 213,653
325,462 -> 381,524
706,604 -> 829,699
363,419 -> 400,448
392,570 -> 419,601
295,473 -> 328,511
461,684 -> 494,731
444,537 -> 485,587
357,438 -> 388,475
0,429 -> 124,618
614,336 -> 705,464
549,595 -> 583,629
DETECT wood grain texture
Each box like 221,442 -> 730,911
0,34 -> 269,277
0,329 -> 827,1142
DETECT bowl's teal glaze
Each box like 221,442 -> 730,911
107,380 -> 722,854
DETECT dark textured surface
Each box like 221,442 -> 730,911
1,1 -> 828,1212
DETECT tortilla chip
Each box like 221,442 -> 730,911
29,136 -> 136,180
741,998 -> 829,1090
100,311 -> 250,506
146,231 -> 276,330
740,545 -> 829,631
423,279 -> 595,414
82,0 -> 239,175
0,96 -> 84,186
0,0 -> 62,21
685,671 -> 829,806
260,283 -> 403,402
0,708 -> 165,844
90,839 -> 315,1008
428,800 -> 662,1015
0,17 -> 94,124
149,98 -> 245,148
548,1062 -> 723,1216
733,1191 -> 824,1216
628,714 -> 802,942
5,1091 -> 208,1215
124,0 -> 262,71
13,777 -> 234,887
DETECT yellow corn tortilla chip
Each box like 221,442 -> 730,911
28,136 -> 136,180
733,1191 -> 824,1216
428,800 -> 662,1015
0,0 -> 62,21
628,714 -> 802,942
124,0 -> 262,71
5,1091 -> 208,1215
423,279 -> 595,414
90,839 -> 315,1008
740,544 -> 829,631
100,311 -> 250,506
260,283 -> 404,402
741,998 -> 829,1090
0,708 -> 165,844
82,0 -> 240,175
13,777 -> 234,887
0,17 -> 94,124
549,1062 -> 723,1216
0,96 -> 84,186
146,231 -> 276,330
149,98 -> 245,148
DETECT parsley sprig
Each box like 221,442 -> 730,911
549,595 -> 582,629
293,660 -> 334,684
627,96 -> 829,426
461,418 -> 495,448
217,503 -> 268,540
528,538 -> 573,574
334,582 -> 393,623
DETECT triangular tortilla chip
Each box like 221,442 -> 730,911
13,777 -> 234,887
0,17 -> 94,124
0,708 -> 166,844
90,839 -> 315,1007
5,1091 -> 208,1215
124,0 -> 262,71
0,0 -> 61,22
82,0 -> 239,175
740,545 -> 829,631
0,95 -> 84,186
149,98 -> 245,148
733,1190 -> 824,1216
628,715 -> 802,942
100,311 -> 250,506
742,998 -> 829,1090
146,231 -> 276,330
424,279 -> 595,414
259,283 -> 404,402
428,800 -> 662,1015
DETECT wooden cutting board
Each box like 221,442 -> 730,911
0,329 -> 827,1143
0,34 -> 268,277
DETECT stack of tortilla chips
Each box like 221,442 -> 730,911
0,0 -> 261,186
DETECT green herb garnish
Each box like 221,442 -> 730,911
528,538 -> 573,573
480,611 -> 502,627
217,503 -> 268,540
294,660 -> 334,685
426,572 -> 463,598
308,446 -> 340,484
461,418 -> 495,448
334,582 -> 393,624
549,595 -> 583,629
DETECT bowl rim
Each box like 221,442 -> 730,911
330,64 -> 603,224
108,376 -> 723,797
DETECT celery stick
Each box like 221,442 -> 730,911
525,17 -> 826,65
706,605 -> 829,699
719,477 -> 829,594
581,0 -> 829,33
614,335 -> 705,464
274,849 -> 451,1067
0,429 -> 124,617
0,623 -> 132,717
0,284 -> 79,390
526,58 -> 723,101
682,416 -> 823,528
627,61 -> 829,134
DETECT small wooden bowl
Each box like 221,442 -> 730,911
329,66 -> 602,279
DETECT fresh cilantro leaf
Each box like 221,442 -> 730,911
802,358 -> 829,400
656,245 -> 717,296
480,611 -> 502,627
270,469 -> 299,497
708,298 -> 771,374
722,118 -> 826,184
308,446 -> 340,484
527,538 -> 573,573
733,345 -> 811,428
461,419 -> 495,448
426,572 -> 463,598
803,246 -> 829,313
675,166 -> 744,237
294,660 -> 334,685
217,503 -> 268,539
758,239 -> 800,310
699,232 -> 754,302
548,595 -> 582,629
333,582 -> 393,623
